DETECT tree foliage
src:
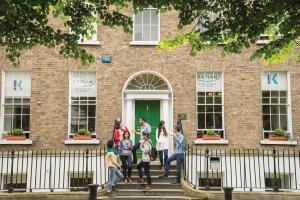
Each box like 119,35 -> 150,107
0,0 -> 299,66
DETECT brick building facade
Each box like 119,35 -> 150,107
0,9 -> 299,150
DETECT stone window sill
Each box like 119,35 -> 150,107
77,41 -> 100,46
194,139 -> 229,145
64,139 -> 100,145
130,41 -> 159,46
0,139 -> 33,145
260,139 -> 298,146
256,40 -> 270,45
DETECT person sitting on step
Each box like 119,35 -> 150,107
159,125 -> 185,184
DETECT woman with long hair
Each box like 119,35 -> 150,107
119,130 -> 133,184
156,120 -> 169,172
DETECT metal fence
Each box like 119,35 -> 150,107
184,145 -> 300,192
0,148 -> 107,193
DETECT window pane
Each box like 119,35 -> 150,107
134,12 -> 143,25
214,97 -> 222,104
71,105 -> 79,118
198,97 -> 205,104
71,119 -> 79,134
262,91 -> 270,97
280,115 -> 288,130
22,115 -> 30,131
198,92 -> 205,97
23,98 -> 30,104
14,105 -> 22,115
280,98 -> 287,104
79,118 -> 87,129
143,26 -> 151,41
88,118 -> 96,133
13,115 -> 22,129
4,98 -> 13,104
206,113 -> 214,129
150,10 -> 159,25
214,105 -> 222,112
271,105 -> 279,114
197,105 -> 205,112
79,105 -> 88,117
271,98 -> 279,104
263,115 -> 271,131
280,91 -> 287,97
214,113 -> 222,129
206,105 -> 213,112
206,97 -> 213,104
88,105 -> 96,117
22,105 -> 30,115
4,105 -> 13,115
262,98 -> 269,104
271,91 -> 279,97
271,115 -> 279,130
143,10 -> 151,25
4,115 -> 12,131
198,113 -> 205,129
280,105 -> 287,114
262,105 -> 270,114
14,99 -> 22,104
134,26 -> 143,41
151,26 -> 159,41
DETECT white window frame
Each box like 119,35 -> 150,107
130,8 -> 160,45
256,34 -> 271,45
0,70 -> 31,139
194,71 -> 228,144
261,71 -> 293,139
67,71 -> 97,140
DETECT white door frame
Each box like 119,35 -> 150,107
122,71 -> 174,154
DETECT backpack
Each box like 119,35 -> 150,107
147,141 -> 158,161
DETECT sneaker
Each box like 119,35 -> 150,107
124,178 -> 128,184
137,178 -> 144,184
143,186 -> 151,192
159,174 -> 168,178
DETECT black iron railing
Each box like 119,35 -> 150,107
184,145 -> 300,192
0,148 -> 107,193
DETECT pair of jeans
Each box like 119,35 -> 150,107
120,155 -> 132,179
107,167 -> 124,192
137,161 -> 151,185
132,143 -> 140,163
164,153 -> 184,183
158,149 -> 168,167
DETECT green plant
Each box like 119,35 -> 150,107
206,129 -> 216,136
8,128 -> 24,136
75,128 -> 90,136
273,128 -> 288,137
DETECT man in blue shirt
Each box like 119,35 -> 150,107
159,125 -> 185,184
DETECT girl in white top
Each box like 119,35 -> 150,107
156,120 -> 170,172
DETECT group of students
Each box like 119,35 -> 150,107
105,117 -> 185,195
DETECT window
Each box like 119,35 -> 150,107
69,72 -> 96,139
70,172 -> 93,190
265,173 -> 291,190
197,72 -> 224,138
1,71 -> 31,138
261,71 -> 290,139
132,8 -> 160,44
198,172 -> 222,189
77,20 -> 98,45
2,174 -> 27,192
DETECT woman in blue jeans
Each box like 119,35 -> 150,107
106,140 -> 124,195
156,120 -> 171,172
119,131 -> 133,184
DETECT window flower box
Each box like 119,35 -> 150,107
4,135 -> 26,141
203,135 -> 221,140
73,135 -> 92,140
269,135 -> 288,141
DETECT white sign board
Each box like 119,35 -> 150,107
70,72 -> 96,97
4,71 -> 31,97
261,71 -> 287,91
197,72 -> 223,92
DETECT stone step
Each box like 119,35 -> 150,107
99,196 -> 192,200
132,163 -> 177,171
130,169 -> 177,176
113,189 -> 185,196
116,183 -> 181,190
130,176 -> 178,183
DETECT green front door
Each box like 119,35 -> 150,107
135,100 -> 160,157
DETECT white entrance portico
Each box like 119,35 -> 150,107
122,71 -> 174,154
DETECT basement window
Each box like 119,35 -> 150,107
2,174 -> 27,192
69,172 -> 94,191
265,173 -> 291,190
